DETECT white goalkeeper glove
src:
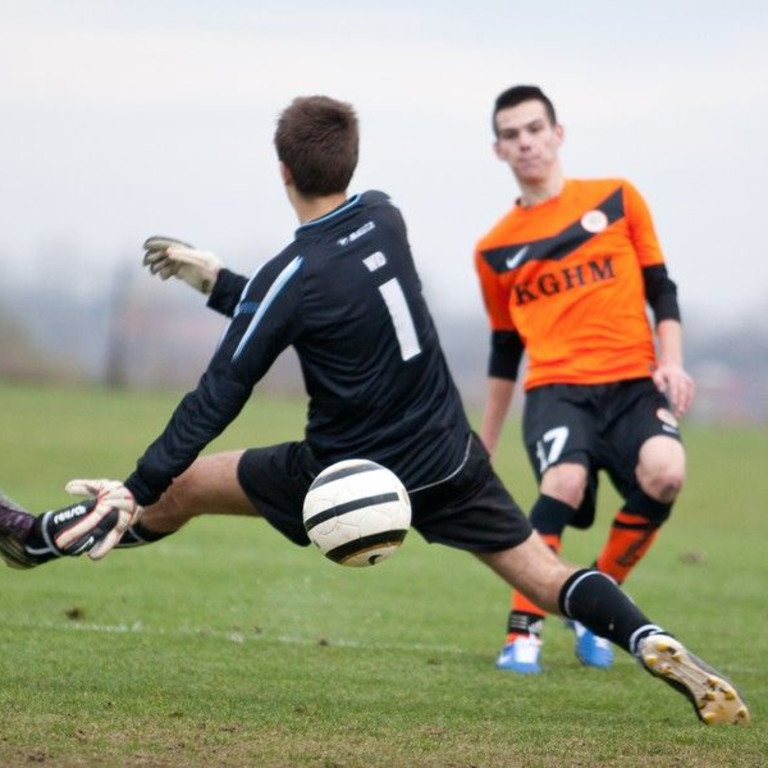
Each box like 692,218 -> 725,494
55,479 -> 143,561
142,236 -> 222,295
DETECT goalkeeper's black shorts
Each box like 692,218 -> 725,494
237,432 -> 532,553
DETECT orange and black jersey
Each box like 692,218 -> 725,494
475,178 -> 680,390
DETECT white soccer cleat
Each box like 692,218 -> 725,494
495,634 -> 542,674
637,634 -> 750,725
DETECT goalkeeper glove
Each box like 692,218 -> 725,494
142,236 -> 222,294
53,479 -> 143,561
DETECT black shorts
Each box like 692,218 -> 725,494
237,433 -> 532,553
522,378 -> 682,526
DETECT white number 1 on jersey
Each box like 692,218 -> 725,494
378,278 -> 422,361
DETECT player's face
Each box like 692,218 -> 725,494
493,100 -> 563,185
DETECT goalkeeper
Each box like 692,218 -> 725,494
0,95 -> 747,727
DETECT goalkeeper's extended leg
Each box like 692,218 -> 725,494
479,534 -> 750,725
113,451 -> 256,547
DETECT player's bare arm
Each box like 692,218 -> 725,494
480,377 -> 516,458
653,319 -> 695,418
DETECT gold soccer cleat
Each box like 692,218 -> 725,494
638,634 -> 750,726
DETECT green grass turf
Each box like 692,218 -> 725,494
0,381 -> 766,766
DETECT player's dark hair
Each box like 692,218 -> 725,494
274,96 -> 359,197
492,85 -> 557,136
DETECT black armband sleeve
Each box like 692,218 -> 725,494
643,264 -> 681,324
207,268 -> 249,317
488,330 -> 525,380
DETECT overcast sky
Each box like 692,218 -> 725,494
1,0 -> 766,331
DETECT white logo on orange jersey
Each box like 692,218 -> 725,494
581,210 -> 608,233
506,245 -> 529,269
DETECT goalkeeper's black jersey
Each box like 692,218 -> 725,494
125,191 -> 471,506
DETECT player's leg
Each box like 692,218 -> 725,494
119,450 -> 257,546
563,383 -> 685,671
413,437 -> 748,725
593,383 -> 684,586
478,539 -> 749,725
531,466 -> 615,670
498,385 -> 594,673
499,465 -> 586,672
544,469 -> 615,670
127,441 -> 320,548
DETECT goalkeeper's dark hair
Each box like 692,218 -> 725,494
274,96 -> 359,197
492,85 -> 557,136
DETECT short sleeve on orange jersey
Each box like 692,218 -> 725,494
622,181 -> 664,268
475,248 -> 516,331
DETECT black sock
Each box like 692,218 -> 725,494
558,569 -> 665,655
507,611 -> 545,637
529,494 -> 575,535
115,521 -> 170,548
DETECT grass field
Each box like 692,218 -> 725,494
1,381 -> 766,767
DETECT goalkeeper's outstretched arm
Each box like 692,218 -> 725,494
142,236 -> 222,294
0,479 -> 143,568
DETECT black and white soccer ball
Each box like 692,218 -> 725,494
303,459 -> 411,567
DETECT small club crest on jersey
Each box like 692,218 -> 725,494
581,210 -> 609,233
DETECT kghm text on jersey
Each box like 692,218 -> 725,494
512,255 -> 614,305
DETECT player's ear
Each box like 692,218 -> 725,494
492,140 -> 505,161
279,162 -> 293,187
554,123 -> 565,146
